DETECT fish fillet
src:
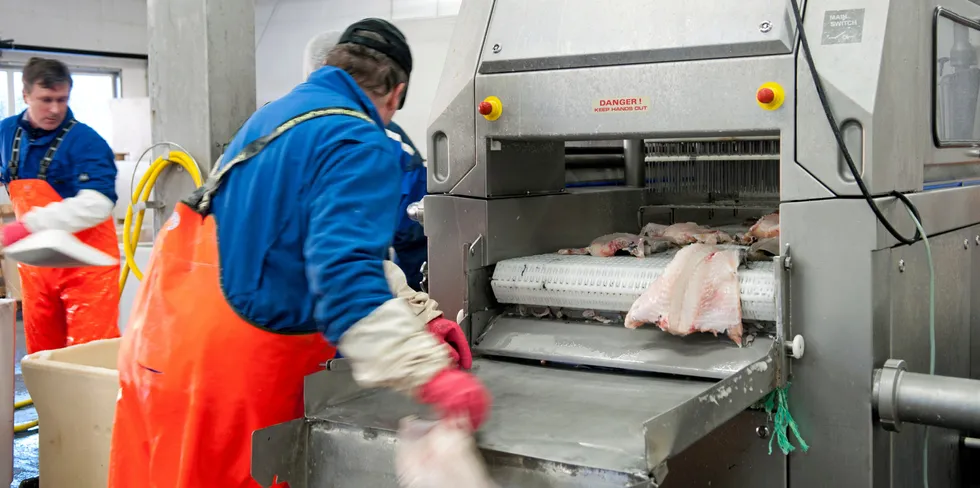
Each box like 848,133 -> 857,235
642,222 -> 734,246
740,213 -> 780,244
558,233 -> 650,258
624,244 -> 744,346
396,416 -> 497,488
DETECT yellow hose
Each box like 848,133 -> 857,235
14,419 -> 37,433
119,151 -> 203,291
14,398 -> 36,433
13,150 -> 203,436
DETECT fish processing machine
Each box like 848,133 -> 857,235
252,0 -> 980,486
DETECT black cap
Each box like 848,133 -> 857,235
338,19 -> 412,108
338,18 -> 412,77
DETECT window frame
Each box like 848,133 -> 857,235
931,7 -> 980,148
0,58 -> 123,118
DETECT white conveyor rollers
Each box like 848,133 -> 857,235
490,249 -> 777,323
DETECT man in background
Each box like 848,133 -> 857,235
305,30 -> 429,290
0,57 -> 120,353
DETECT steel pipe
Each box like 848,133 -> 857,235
623,139 -> 646,187
873,359 -> 980,433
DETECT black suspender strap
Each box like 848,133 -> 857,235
9,120 -> 78,181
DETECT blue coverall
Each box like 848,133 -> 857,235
385,121 -> 427,291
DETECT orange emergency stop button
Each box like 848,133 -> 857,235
756,82 -> 785,111
479,96 -> 503,121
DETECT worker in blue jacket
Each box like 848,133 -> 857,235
0,57 -> 121,355
304,30 -> 428,290
108,19 -> 490,488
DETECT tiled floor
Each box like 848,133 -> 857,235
12,319 -> 38,487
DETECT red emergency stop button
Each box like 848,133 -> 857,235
756,82 -> 785,111
757,88 -> 775,104
479,96 -> 503,121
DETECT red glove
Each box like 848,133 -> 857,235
417,369 -> 491,431
1,222 -> 31,247
426,317 -> 473,370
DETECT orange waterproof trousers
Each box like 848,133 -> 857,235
108,203 -> 336,488
8,178 -> 120,354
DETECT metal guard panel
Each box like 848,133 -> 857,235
256,420 -> 655,488
254,355 -> 777,486
479,0 -> 794,74
474,317 -> 775,380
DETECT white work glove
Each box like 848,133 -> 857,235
22,189 -> 114,234
338,298 -> 451,393
383,260 -> 443,324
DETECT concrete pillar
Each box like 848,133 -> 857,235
146,0 -> 256,227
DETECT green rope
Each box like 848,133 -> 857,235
761,383 -> 809,455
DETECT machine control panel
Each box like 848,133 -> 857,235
479,96 -> 503,121
756,82 -> 785,111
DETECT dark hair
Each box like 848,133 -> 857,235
22,57 -> 73,92
324,30 -> 408,100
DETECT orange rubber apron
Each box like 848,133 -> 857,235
7,120 -> 121,354
108,107 -> 375,488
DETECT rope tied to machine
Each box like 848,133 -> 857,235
755,382 -> 809,456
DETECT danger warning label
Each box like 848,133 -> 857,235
593,97 -> 649,114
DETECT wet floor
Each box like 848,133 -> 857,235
12,317 -> 39,487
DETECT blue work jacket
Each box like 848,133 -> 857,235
211,66 -> 407,342
0,109 -> 118,203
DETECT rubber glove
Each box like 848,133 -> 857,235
1,222 -> 31,247
417,369 -> 491,431
426,317 -> 473,370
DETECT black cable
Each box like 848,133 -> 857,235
789,0 -> 923,244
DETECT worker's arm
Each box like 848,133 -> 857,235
306,140 -> 450,393
21,135 -> 118,234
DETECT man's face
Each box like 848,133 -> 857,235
23,82 -> 70,131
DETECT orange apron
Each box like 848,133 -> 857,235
108,108 -> 374,488
7,120 -> 121,354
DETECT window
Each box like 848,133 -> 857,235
0,73 -> 6,117
1,67 -> 119,147
933,8 -> 980,147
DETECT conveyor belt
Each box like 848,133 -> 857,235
491,249 -> 777,322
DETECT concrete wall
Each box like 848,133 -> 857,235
0,0 -> 147,55
255,0 -> 460,157
1,0 -> 460,157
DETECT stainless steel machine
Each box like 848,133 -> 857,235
252,0 -> 980,486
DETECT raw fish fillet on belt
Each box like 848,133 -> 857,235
396,417 -> 497,488
642,222 -> 734,246
558,233 -> 658,258
624,243 -> 744,346
739,212 -> 780,244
